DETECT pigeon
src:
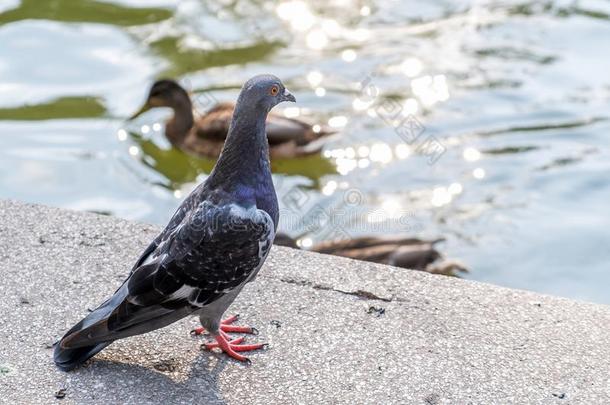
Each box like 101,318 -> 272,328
54,74 -> 295,371
128,79 -> 333,159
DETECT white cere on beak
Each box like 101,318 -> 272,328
283,88 -> 296,102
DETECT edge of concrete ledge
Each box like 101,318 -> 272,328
1,199 -> 610,404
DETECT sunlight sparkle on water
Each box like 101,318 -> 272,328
352,97 -> 371,111
306,29 -> 329,50
431,186 -> 452,207
411,74 -> 450,106
141,125 -> 150,134
322,180 -> 337,195
463,147 -> 481,162
344,147 -> 356,159
357,145 -> 370,157
117,129 -> 127,141
369,143 -> 393,163
328,115 -> 348,128
433,75 -> 450,101
403,98 -> 419,115
152,123 -> 162,132
395,144 -> 411,159
448,182 -> 463,195
283,107 -> 300,118
341,49 -> 357,62
276,1 -> 315,31
473,168 -> 486,179
401,57 -> 423,77
367,198 -> 404,222
381,198 -> 403,218
128,146 -> 139,156
360,6 -> 371,16
312,124 -> 321,133
329,148 -> 345,159
322,20 -> 342,36
336,158 -> 357,175
315,87 -> 326,97
298,237 -> 313,248
306,71 -> 324,87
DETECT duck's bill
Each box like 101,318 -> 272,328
128,103 -> 151,120
282,88 -> 296,103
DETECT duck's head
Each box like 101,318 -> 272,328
236,74 -> 296,113
129,79 -> 191,120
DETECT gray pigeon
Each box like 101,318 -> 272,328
54,74 -> 295,370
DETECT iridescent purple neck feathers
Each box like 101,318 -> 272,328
206,74 -> 296,226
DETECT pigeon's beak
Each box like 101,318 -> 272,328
282,88 -> 296,103
128,102 -> 151,121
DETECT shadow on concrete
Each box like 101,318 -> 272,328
68,351 -> 232,403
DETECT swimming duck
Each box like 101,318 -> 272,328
129,79 -> 334,159
274,233 -> 468,276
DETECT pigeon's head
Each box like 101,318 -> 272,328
129,79 -> 190,120
238,74 -> 296,112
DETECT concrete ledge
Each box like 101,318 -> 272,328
1,199 -> 610,404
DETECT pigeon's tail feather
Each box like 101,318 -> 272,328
53,341 -> 111,371
53,283 -> 129,371
54,309 -> 115,371
54,281 -> 194,371
62,303 -> 189,348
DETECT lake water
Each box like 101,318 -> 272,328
0,0 -> 609,303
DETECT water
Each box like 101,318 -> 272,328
0,0 -> 609,303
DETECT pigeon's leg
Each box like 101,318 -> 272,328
202,331 -> 267,362
191,314 -> 257,336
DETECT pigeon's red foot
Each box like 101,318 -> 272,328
202,331 -> 267,362
191,314 -> 258,336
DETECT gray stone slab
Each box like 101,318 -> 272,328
0,199 -> 609,404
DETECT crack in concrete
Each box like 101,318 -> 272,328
276,277 -> 394,302
324,287 -> 393,302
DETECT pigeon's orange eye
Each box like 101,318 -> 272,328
269,85 -> 279,96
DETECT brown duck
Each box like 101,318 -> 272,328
274,233 -> 468,276
129,79 -> 334,159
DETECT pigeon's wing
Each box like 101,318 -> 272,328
60,201 -> 274,348
130,188 -> 203,272
130,202 -> 275,306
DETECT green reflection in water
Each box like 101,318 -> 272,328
131,133 -> 337,189
149,35 -> 284,77
509,2 -> 610,21
478,117 -> 607,137
482,146 -> 539,155
0,96 -> 106,120
475,47 -> 556,65
0,0 -> 172,26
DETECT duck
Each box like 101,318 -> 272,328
273,233 -> 468,276
129,79 -> 335,159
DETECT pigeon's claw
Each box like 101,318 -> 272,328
203,331 -> 267,362
190,327 -> 206,336
219,314 -> 258,334
191,314 -> 258,336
